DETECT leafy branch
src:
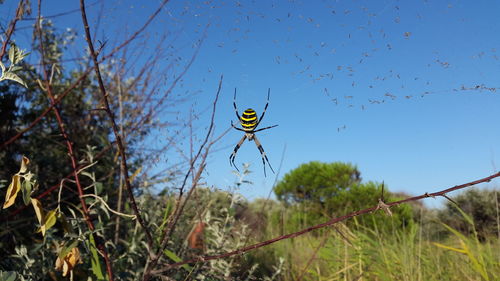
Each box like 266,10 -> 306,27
0,44 -> 29,87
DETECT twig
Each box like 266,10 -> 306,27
152,171 -> 500,274
1,0 -> 170,150
0,0 -> 25,61
0,70 -> 90,149
5,143 -> 113,219
129,25 -> 208,135
296,232 -> 329,281
79,0 -> 154,247
142,75 -> 225,281
36,0 -> 114,279
82,194 -> 136,219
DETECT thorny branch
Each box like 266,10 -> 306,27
151,171 -> 500,274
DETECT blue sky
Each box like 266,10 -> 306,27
3,0 -> 500,207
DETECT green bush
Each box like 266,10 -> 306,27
438,188 -> 500,240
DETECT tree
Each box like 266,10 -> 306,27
275,161 -> 414,231
275,161 -> 361,206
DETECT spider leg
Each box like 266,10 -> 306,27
233,88 -> 241,121
229,134 -> 247,172
231,120 -> 246,132
253,124 -> 278,133
256,88 -> 271,127
252,135 -> 275,177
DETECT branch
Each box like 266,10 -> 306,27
79,0 -> 154,247
4,143 -> 113,219
151,171 -> 500,274
36,0 -> 114,279
1,0 -> 170,150
296,232 -> 329,281
129,25 -> 208,135
0,70 -> 90,149
0,0 -> 25,60
142,75 -> 225,281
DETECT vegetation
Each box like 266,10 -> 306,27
1,1 -> 499,281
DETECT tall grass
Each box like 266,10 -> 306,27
254,205 -> 500,281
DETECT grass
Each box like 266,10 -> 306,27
249,206 -> 500,281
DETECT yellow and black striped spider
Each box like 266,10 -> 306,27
230,88 -> 278,176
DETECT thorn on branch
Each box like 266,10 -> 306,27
97,40 -> 107,56
376,199 -> 392,217
376,182 -> 392,216
380,181 -> 385,202
89,107 -> 107,113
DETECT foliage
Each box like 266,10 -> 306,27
274,161 -> 414,232
0,20 -> 115,192
275,161 -> 361,205
1,2 -> 499,280
439,188 -> 500,240
264,211 -> 500,281
0,44 -> 28,87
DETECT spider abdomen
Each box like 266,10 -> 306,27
240,108 -> 258,131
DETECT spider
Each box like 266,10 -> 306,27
230,88 -> 278,176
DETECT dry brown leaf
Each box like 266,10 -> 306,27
31,198 -> 44,226
19,156 -> 29,173
3,175 -> 21,209
55,247 -> 82,277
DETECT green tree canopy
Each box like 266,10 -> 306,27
274,161 -> 414,232
274,161 -> 361,206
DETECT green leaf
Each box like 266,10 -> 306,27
58,212 -> 73,234
81,171 -> 93,179
95,182 -> 104,194
433,242 -> 467,254
59,240 -> 79,259
163,249 -> 192,272
21,180 -> 32,206
0,271 -> 17,281
43,209 -> 58,232
2,71 -> 27,88
8,45 -> 28,65
87,234 -> 106,280
9,66 -> 22,72
8,46 -> 15,65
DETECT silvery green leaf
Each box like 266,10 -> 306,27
8,46 -> 15,64
2,71 -> 27,88
9,66 -> 22,72
8,45 -> 29,65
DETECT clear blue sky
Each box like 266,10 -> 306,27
3,0 -> 500,208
